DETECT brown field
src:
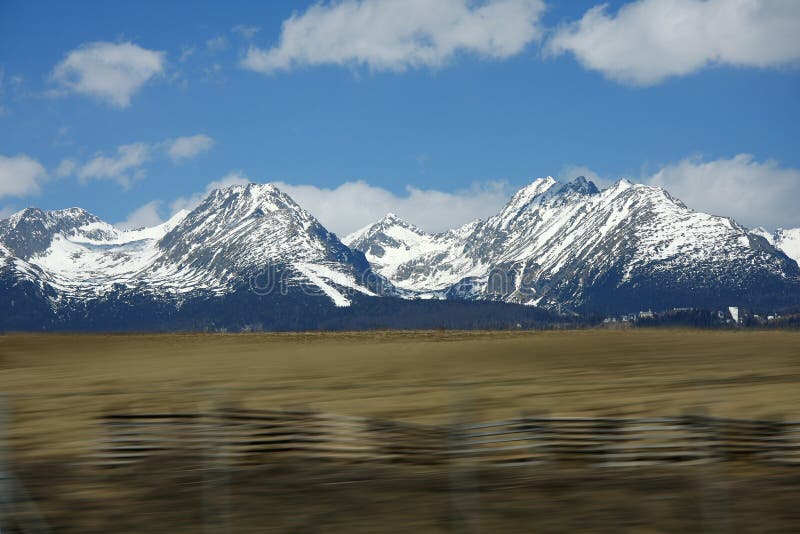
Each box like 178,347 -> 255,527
1,329 -> 799,532
2,329 -> 800,422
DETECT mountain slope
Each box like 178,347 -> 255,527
344,213 -> 471,295
752,227 -> 800,267
2,178 -> 799,330
0,184 -> 387,316
775,228 -> 800,266
153,183 -> 383,304
347,177 -> 800,313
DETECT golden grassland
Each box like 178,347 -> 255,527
1,328 -> 799,460
2,328 -> 800,421
1,329 -> 799,532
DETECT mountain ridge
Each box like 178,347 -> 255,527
750,226 -> 800,267
345,176 -> 800,314
1,177 -> 799,330
0,182 -> 388,308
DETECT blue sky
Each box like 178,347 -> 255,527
1,0 -> 799,234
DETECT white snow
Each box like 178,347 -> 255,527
748,227 -> 800,267
348,177 -> 793,302
293,262 -> 351,307
7,184 -> 380,301
775,228 -> 800,266
750,227 -> 774,244
4,180 -> 797,312
343,212 -> 466,290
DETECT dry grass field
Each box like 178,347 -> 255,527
2,328 -> 800,420
1,329 -> 799,532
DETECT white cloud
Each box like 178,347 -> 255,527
164,174 -> 513,235
110,153 -> 800,240
115,200 -> 164,230
52,41 -> 166,107
166,134 -> 215,163
567,154 -> 800,230
0,69 -> 25,116
77,142 -> 151,188
169,171 -> 249,213
205,171 -> 250,191
645,154 -> 800,230
242,0 -> 545,73
547,0 -> 800,86
58,133 -> 212,189
55,158 -> 77,178
274,179 -> 515,235
116,172 -> 250,229
179,46 -> 195,63
202,63 -> 224,81
206,36 -> 229,52
0,154 -> 47,198
232,25 -> 261,40
0,205 -> 16,219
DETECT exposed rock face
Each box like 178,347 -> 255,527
346,177 -> 800,314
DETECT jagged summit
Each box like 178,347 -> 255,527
5,206 -> 100,228
200,182 -> 303,219
372,212 -> 419,231
503,176 -> 557,209
0,205 -> 114,259
158,180 -> 353,275
0,182 -> 386,307
1,177 -> 799,329
348,176 -> 800,312
344,212 -> 427,248
554,176 -> 600,196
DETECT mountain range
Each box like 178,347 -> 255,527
1,177 -> 799,331
345,176 -> 800,314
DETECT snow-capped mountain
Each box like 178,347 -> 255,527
1,208 -> 191,299
0,183 -> 385,318
346,177 -> 800,314
344,213 -> 475,295
152,183 -> 382,305
2,177 -> 799,330
750,227 -> 800,267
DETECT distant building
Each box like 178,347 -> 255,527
728,306 -> 740,324
639,309 -> 654,319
